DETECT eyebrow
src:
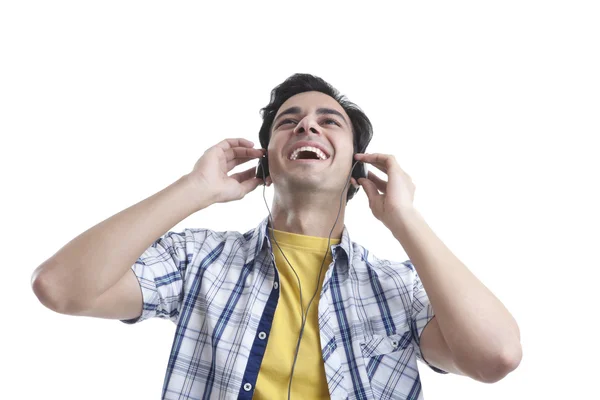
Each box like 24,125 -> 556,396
273,106 -> 348,126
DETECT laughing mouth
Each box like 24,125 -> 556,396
288,146 -> 330,161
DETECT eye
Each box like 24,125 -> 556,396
278,118 -> 297,127
323,118 -> 341,126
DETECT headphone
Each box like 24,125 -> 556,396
255,150 -> 368,399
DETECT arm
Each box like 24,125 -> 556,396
353,152 -> 522,383
388,208 -> 522,383
30,174 -> 211,316
31,138 -> 265,318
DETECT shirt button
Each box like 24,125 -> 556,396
243,383 -> 252,392
391,340 -> 399,348
273,281 -> 279,290
258,331 -> 267,340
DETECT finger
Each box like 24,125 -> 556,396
354,153 -> 389,173
216,138 -> 256,151
227,151 -> 258,171
230,166 -> 257,183
226,156 -> 257,171
224,147 -> 265,162
358,177 -> 381,203
223,148 -> 265,171
355,153 -> 395,174
367,170 -> 387,194
240,176 -> 263,194
234,166 -> 264,194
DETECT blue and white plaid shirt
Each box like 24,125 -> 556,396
121,215 -> 447,400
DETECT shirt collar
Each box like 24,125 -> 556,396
245,215 -> 354,268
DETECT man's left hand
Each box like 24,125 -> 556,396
351,152 -> 416,227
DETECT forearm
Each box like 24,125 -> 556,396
32,174 -> 213,312
387,208 -> 521,371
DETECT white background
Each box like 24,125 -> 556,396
1,1 -> 599,399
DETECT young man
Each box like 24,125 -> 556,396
31,74 -> 522,399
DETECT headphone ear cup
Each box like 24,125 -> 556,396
353,161 -> 368,180
255,154 -> 270,183
347,159 -> 367,200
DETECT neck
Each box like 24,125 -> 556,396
268,189 -> 347,239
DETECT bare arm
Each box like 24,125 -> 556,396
353,152 -> 521,383
388,208 -> 522,383
31,138 -> 265,317
30,174 -> 210,315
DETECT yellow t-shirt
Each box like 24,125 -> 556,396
253,227 -> 340,400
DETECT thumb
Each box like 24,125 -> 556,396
358,178 -> 380,203
231,166 -> 262,196
240,177 -> 263,195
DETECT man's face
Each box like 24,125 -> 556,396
267,91 -> 354,195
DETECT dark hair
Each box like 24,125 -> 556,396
258,73 -> 373,202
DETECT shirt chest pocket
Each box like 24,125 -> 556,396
358,330 -> 415,384
359,330 -> 412,358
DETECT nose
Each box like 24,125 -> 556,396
293,115 -> 320,135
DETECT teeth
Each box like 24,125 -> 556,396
289,146 -> 329,161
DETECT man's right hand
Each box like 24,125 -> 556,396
186,138 -> 267,205
31,137 -> 267,320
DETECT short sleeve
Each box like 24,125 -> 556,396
120,228 -> 208,325
408,261 -> 449,374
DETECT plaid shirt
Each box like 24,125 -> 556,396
121,216 -> 447,400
